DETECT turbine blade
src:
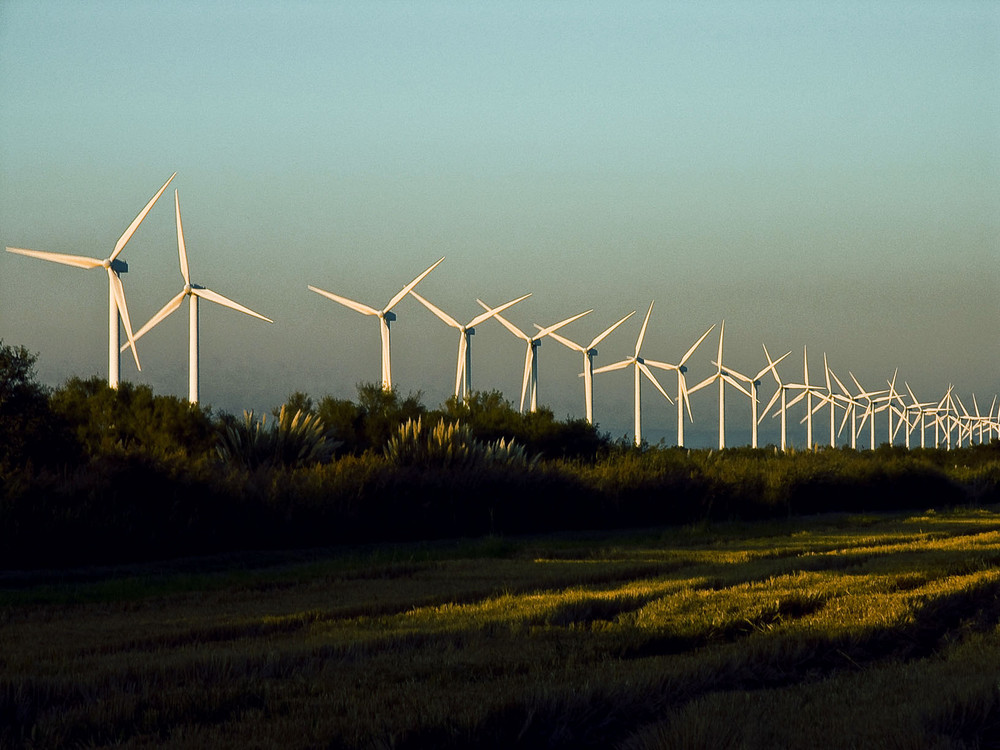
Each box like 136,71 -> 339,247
174,190 -> 190,285
722,373 -> 752,398
469,292 -> 531,328
309,285 -> 379,316
687,373 -> 716,395
760,344 -> 789,385
716,320 -> 725,366
592,359 -> 632,375
455,335 -> 467,397
193,287 -> 273,322
519,348 -> 532,412
721,365 -> 753,384
108,268 -> 140,370
639,361 -> 673,403
635,301 -> 654,356
410,290 -> 460,329
125,289 -> 187,348
537,309 -> 592,338
760,388 -> 782,423
111,172 -> 176,260
385,256 -> 445,312
589,310 -> 636,349
544,329 -> 584,352
478,299 -> 529,340
679,324 -> 716,366
680,372 -> 694,421
830,369 -> 851,396
6,246 -> 103,269
838,402 -> 853,436
643,358 -> 677,372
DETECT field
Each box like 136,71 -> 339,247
3,506 -> 1000,749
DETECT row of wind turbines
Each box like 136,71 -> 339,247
6,175 -> 998,452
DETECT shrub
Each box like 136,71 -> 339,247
216,406 -> 340,470
384,417 -> 538,470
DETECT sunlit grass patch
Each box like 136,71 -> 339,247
3,506 -> 1000,749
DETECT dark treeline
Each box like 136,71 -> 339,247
1,341 -> 998,570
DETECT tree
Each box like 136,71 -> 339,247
49,377 -> 215,458
0,341 -> 76,470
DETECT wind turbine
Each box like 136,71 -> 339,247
6,173 -> 176,387
903,383 -> 934,449
730,346 -> 790,449
124,190 -> 273,404
759,344 -> 803,451
410,291 -> 531,401
785,347 -> 828,449
592,301 -> 674,447
479,301 -> 591,413
688,322 -> 751,450
309,257 -> 444,390
827,368 -> 863,450
544,310 -> 636,424
851,373 -> 889,450
642,325 -> 716,447
804,354 -> 842,448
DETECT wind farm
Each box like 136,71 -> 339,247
6,182 -> 999,450
0,4 -> 997,747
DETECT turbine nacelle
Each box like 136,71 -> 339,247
103,258 -> 128,273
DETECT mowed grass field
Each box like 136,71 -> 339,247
3,506 -> 1000,749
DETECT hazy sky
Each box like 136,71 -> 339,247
2,1 -> 997,447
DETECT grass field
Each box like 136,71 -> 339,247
2,506 -> 999,749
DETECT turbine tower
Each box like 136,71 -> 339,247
410,291 -> 531,401
6,173 -> 176,387
479,301 -> 591,413
125,190 -> 273,404
545,311 -> 636,424
309,257 -> 445,390
592,302 -> 673,447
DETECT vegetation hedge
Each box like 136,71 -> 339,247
0,341 -> 996,569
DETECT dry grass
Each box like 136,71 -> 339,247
2,507 -> 999,748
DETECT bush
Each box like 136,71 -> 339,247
216,406 -> 341,470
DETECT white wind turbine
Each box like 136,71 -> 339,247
804,354 -> 842,448
688,322 -> 752,450
926,385 -> 955,449
592,301 -> 674,447
479,301 -> 592,413
829,368 -> 863,450
785,347 -> 829,449
759,344 -> 804,451
6,173 -> 176,387
902,383 -> 934,449
124,190 -> 273,404
544,310 -> 636,424
851,373 -> 889,450
642,325 -> 716,447
953,393 -> 972,447
309,257 -> 445,391
410,291 -> 531,401
729,346 -> 790,449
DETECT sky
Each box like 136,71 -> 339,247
1,0 -> 997,448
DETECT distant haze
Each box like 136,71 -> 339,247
1,1 -> 997,448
